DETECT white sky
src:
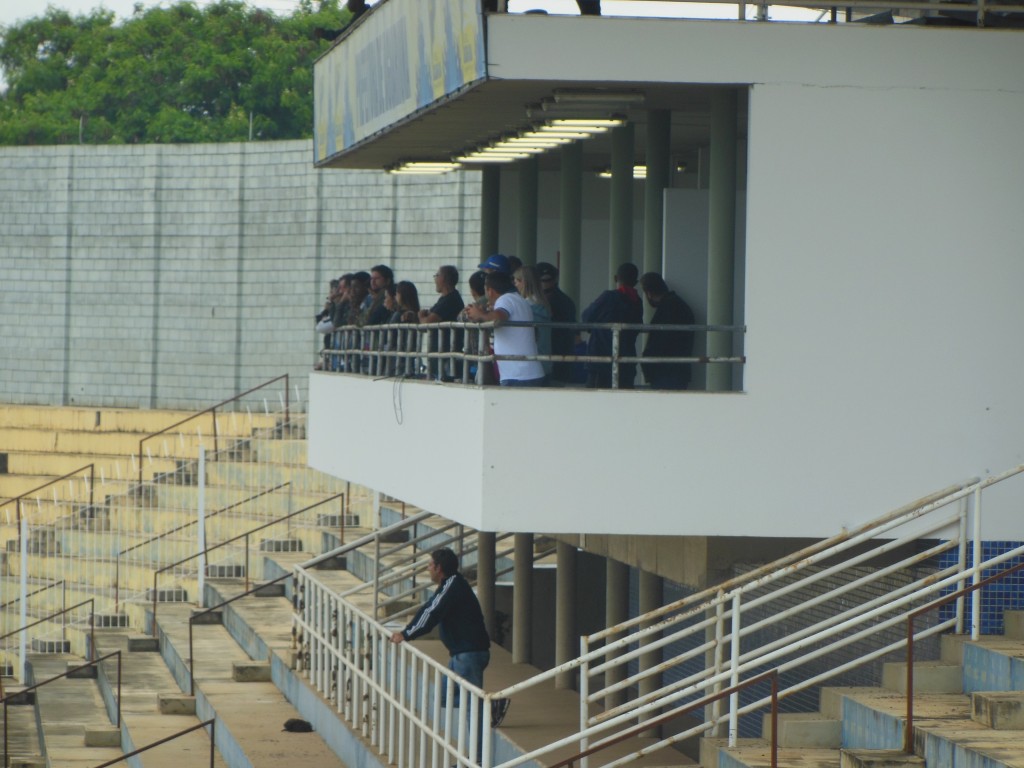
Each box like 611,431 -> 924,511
1,0 -> 819,30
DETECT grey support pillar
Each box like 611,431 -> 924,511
513,533 -> 534,664
638,569 -> 664,736
604,557 -> 629,709
559,141 -> 583,308
609,122 -> 635,282
480,166 -> 500,260
707,91 -> 738,392
477,531 -> 496,639
555,540 -> 578,689
643,110 -> 671,279
517,156 -> 539,266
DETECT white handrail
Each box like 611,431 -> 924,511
288,464 -> 1024,768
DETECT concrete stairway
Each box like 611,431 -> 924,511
26,654 -> 125,768
91,630 -> 230,768
150,599 -> 346,768
197,572 -> 694,768
706,611 -> 1024,768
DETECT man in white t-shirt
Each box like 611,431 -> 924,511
465,272 -> 546,387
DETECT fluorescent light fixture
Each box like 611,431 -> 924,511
389,161 -> 461,175
549,118 -> 624,129
526,129 -> 593,139
454,154 -> 522,163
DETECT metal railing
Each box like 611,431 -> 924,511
0,464 -> 95,532
320,320 -> 745,389
150,491 -> 344,633
137,374 -> 291,487
91,718 -> 216,768
904,557 -> 1024,752
2,649 -> 122,768
549,669 -> 780,768
113,482 -> 291,609
0,599 -> 96,693
476,0 -> 1023,28
290,465 -> 1024,768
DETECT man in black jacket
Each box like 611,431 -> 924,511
391,548 -> 510,727
640,272 -> 695,390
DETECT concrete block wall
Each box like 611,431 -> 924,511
0,141 -> 482,410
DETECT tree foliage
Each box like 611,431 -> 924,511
0,0 -> 352,145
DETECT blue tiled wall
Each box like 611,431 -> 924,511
937,541 -> 1024,635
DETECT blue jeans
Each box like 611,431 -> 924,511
448,650 -> 490,697
448,650 -> 491,758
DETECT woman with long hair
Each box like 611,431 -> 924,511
514,265 -> 552,376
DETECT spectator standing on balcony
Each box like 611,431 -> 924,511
419,265 -> 464,380
478,253 -> 511,275
390,548 -> 510,729
581,263 -> 642,389
396,280 -> 420,322
366,264 -> 395,326
395,281 -> 421,376
640,272 -> 696,390
535,262 -> 577,385
460,271 -> 494,385
466,272 -> 546,387
514,265 -> 552,377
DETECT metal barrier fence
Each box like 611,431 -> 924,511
321,320 -> 746,389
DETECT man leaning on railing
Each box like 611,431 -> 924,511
389,548 -> 511,729
466,272 -> 546,387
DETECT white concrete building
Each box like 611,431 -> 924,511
309,0 -> 1024,557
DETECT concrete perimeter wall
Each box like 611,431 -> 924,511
0,140 -> 481,409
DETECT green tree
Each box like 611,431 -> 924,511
0,0 -> 351,145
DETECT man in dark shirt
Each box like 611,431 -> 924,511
390,548 -> 509,728
535,262 -> 577,385
640,272 -> 696,390
581,263 -> 643,389
365,264 -> 395,326
419,265 -> 464,380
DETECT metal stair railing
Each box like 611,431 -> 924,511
137,374 -> 291,487
0,598 -> 97,689
290,465 -> 1024,768
1,650 -> 123,768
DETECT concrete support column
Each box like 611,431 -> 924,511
480,165 -> 500,260
643,110 -> 671,280
477,531 -> 496,639
559,141 -> 583,308
517,156 -> 539,265
555,540 -> 578,689
513,532 -> 534,664
639,569 -> 664,737
707,90 -> 738,393
604,557 -> 629,709
609,122 -> 635,281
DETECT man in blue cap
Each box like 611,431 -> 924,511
479,253 -> 511,274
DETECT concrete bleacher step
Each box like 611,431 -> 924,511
760,711 -> 841,748
840,749 -> 925,767
91,630 -> 230,768
881,659 -> 962,695
153,601 -> 345,768
713,741 -> 840,768
1,684 -> 44,767
972,691 -> 1024,729
28,653 -> 125,767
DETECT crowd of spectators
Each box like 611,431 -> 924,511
314,257 -> 697,390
